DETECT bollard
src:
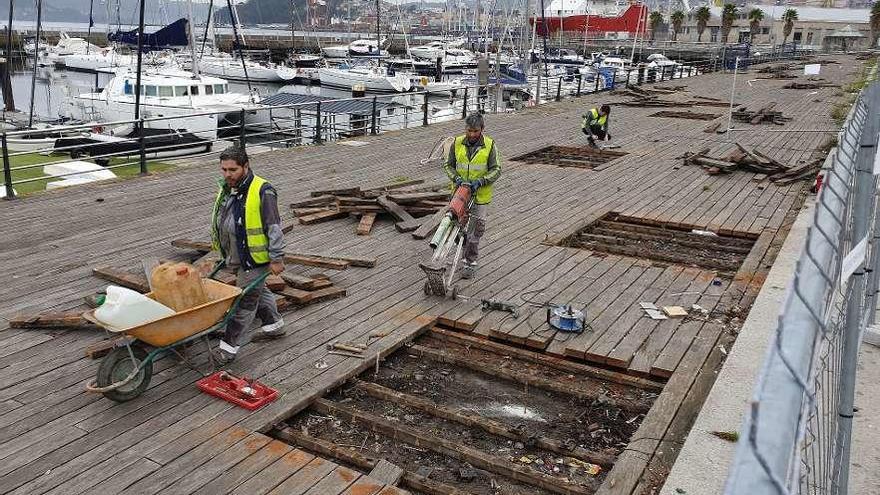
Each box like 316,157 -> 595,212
423,91 -> 429,126
139,118 -> 148,175
238,108 -> 247,150
462,87 -> 468,118
576,74 -> 582,96
555,77 -> 562,101
314,101 -> 323,144
1,133 -> 14,199
371,96 -> 378,135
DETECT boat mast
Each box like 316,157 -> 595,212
27,0 -> 42,128
3,0 -> 15,112
133,0 -> 146,121
375,0 -> 381,64
538,0 -> 548,75
226,0 -> 253,94
186,0 -> 200,78
201,0 -> 214,57
86,0 -> 94,54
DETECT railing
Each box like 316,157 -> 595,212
724,81 -> 880,495
1,50 -> 805,199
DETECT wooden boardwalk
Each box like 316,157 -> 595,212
0,56 -> 861,494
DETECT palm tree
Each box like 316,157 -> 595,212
695,6 -> 711,42
782,9 -> 799,45
721,4 -> 738,44
870,1 -> 880,48
649,11 -> 664,41
671,10 -> 686,41
748,8 -> 764,43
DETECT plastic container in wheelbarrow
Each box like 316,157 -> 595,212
121,280 -> 242,347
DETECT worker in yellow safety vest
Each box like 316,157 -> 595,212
582,104 -> 611,148
211,146 -> 286,365
443,112 -> 502,279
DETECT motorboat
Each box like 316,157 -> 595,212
54,127 -> 211,164
318,65 -> 411,93
441,48 -> 478,73
410,41 -> 447,60
348,38 -> 386,57
645,53 -> 680,68
60,68 -> 258,140
5,123 -> 89,153
322,44 -> 351,58
39,33 -> 102,67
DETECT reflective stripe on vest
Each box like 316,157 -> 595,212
454,134 -> 494,204
244,175 -> 270,263
210,175 -> 270,264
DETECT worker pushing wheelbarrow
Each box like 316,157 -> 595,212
421,112 -> 501,297
84,145 -> 288,402
83,263 -> 268,402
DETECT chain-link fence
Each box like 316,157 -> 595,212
724,81 -> 880,494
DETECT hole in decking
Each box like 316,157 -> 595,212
559,213 -> 758,274
649,110 -> 720,121
511,145 -> 628,169
271,330 -> 661,495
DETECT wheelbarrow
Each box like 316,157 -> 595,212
83,263 -> 268,402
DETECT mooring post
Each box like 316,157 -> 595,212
1,133 -> 14,199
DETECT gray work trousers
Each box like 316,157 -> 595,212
219,265 -> 281,354
464,203 -> 488,263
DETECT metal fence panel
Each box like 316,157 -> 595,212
725,82 -> 880,495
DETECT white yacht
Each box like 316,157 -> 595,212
645,53 -> 680,68
60,68 -> 258,140
197,54 -> 298,82
39,33 -> 102,67
322,44 -> 351,58
410,41 -> 447,60
63,48 -> 134,72
318,65 -> 411,93
441,48 -> 478,73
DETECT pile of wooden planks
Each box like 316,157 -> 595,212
682,143 -> 823,185
731,103 -> 792,125
290,179 -> 450,235
9,240 -> 366,335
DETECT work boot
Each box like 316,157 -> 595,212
215,340 -> 238,367
215,348 -> 236,367
251,318 -> 286,341
460,260 -> 478,279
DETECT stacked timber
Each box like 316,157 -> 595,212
731,103 -> 792,125
290,179 -> 450,235
682,143 -> 822,185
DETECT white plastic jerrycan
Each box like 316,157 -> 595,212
94,285 -> 175,331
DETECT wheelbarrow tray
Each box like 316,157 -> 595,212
87,279 -> 242,347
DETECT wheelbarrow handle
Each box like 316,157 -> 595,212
207,260 -> 227,280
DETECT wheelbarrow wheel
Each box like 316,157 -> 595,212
97,344 -> 153,402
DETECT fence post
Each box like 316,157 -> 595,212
660,66 -> 666,81
1,133 -> 14,200
422,91 -> 429,126
833,85 -> 880,495
314,101 -> 322,144
371,96 -> 378,135
462,87 -> 468,118
576,74 -> 582,96
626,68 -> 632,88
555,77 -> 562,101
238,108 -> 247,150
138,118 -> 147,175
594,71 -> 600,92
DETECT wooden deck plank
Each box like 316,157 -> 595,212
0,60 -> 859,495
